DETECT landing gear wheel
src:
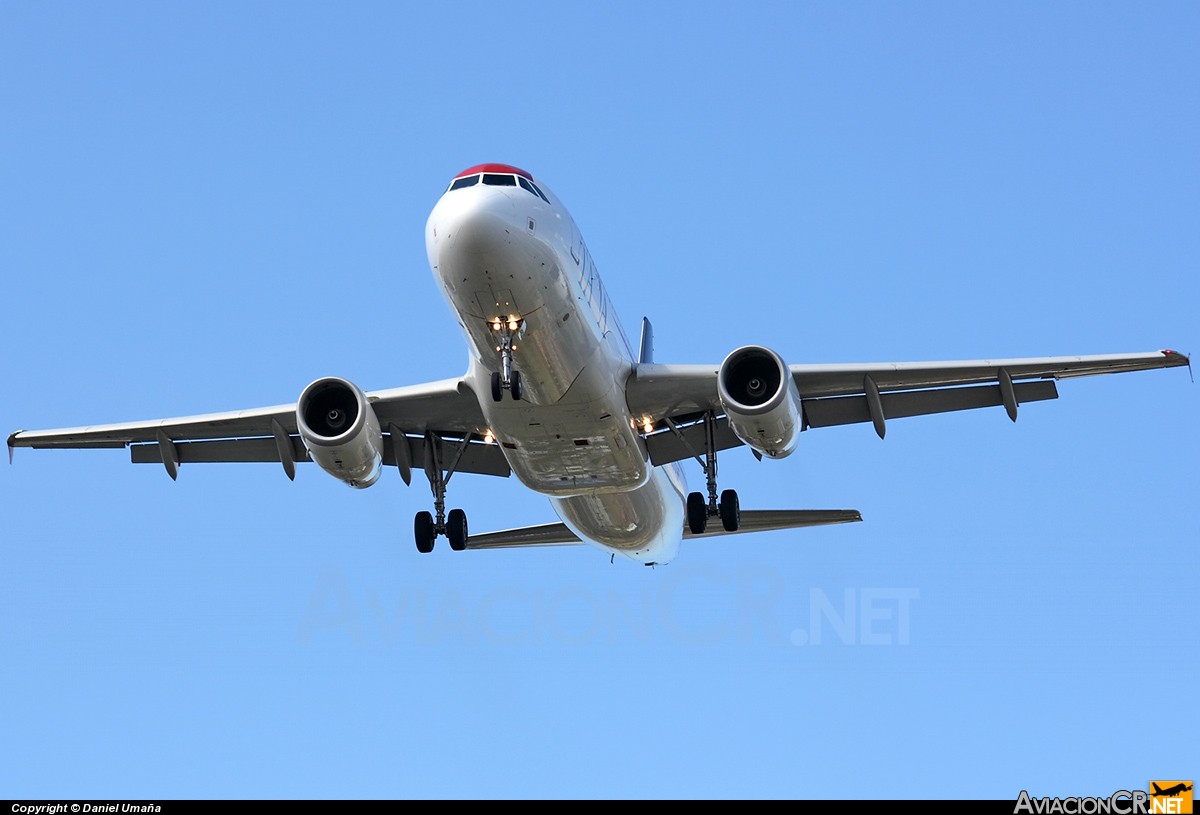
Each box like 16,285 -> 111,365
490,371 -> 503,402
510,370 -> 522,401
414,510 -> 435,553
719,489 -> 741,532
446,508 -> 468,551
686,492 -> 709,535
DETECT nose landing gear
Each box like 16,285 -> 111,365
488,316 -> 524,401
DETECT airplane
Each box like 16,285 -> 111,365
7,162 -> 1190,566
1152,783 -> 1193,797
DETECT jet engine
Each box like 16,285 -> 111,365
296,377 -> 384,488
717,345 -> 802,459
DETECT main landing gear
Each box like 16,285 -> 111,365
413,431 -> 471,554
664,412 -> 741,535
488,316 -> 523,401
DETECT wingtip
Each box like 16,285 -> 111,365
1158,349 -> 1192,383
7,431 -> 20,465
1163,349 -> 1194,381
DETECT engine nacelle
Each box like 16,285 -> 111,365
297,377 -> 384,488
717,345 -> 802,459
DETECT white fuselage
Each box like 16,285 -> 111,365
425,173 -> 686,564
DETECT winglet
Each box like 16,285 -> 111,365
7,431 -> 18,465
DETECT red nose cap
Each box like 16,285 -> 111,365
454,163 -> 533,181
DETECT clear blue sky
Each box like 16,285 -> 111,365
1,1 -> 1196,799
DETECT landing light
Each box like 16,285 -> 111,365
483,430 -> 495,445
642,417 -> 654,434
492,319 -> 502,331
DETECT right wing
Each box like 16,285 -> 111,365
8,377 -> 510,479
628,350 -> 1189,465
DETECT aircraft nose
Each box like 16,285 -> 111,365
437,189 -> 519,256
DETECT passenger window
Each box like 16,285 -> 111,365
449,175 -> 479,190
482,173 -> 517,186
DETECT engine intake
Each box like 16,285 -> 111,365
297,377 -> 384,488
717,345 -> 802,459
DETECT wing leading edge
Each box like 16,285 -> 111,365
629,350 -> 1188,465
7,377 -> 505,477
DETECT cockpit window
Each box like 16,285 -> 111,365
528,180 -> 551,203
450,171 -> 550,203
518,176 -> 549,204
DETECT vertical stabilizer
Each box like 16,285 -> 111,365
638,317 -> 654,364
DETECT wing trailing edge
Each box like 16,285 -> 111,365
465,509 -> 863,550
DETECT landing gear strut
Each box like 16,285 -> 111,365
488,316 -> 523,401
413,431 -> 472,553
665,411 -> 740,535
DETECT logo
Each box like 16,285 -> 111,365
1013,784 -> 1192,814
1150,782 -> 1193,815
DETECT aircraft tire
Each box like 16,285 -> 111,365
414,511 -> 436,553
719,489 -> 740,532
686,492 -> 708,534
447,508 -> 468,551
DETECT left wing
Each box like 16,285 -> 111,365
628,350 -> 1189,465
8,377 -> 510,478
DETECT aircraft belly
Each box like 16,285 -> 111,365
478,343 -> 647,496
551,469 -> 684,563
504,416 -> 645,496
